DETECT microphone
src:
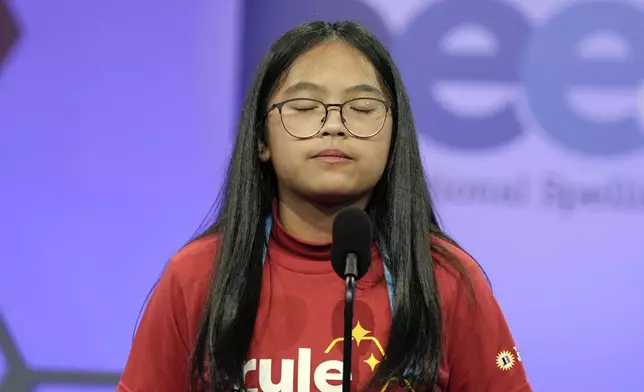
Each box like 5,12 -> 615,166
330,207 -> 373,392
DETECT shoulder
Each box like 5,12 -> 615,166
119,234 -> 222,392
430,236 -> 532,390
165,234 -> 220,287
430,235 -> 490,312
160,234 -> 221,330
430,234 -> 504,351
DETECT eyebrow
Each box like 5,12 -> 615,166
283,81 -> 383,96
283,81 -> 326,95
345,83 -> 382,95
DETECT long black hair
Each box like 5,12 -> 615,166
190,20 -> 471,391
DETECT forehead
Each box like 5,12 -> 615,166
277,40 -> 382,95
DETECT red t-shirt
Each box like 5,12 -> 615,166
118,215 -> 531,392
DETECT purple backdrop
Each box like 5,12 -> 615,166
0,0 -> 643,391
0,0 -> 239,390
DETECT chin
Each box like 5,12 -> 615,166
305,186 -> 371,205
292,175 -> 376,204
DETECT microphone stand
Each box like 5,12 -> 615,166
343,253 -> 358,392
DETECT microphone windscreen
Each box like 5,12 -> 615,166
330,207 -> 373,280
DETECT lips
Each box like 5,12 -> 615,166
313,148 -> 352,159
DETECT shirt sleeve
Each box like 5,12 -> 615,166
118,264 -> 192,392
443,259 -> 532,392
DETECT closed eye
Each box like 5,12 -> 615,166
351,107 -> 375,113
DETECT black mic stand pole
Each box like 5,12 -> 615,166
343,253 -> 358,392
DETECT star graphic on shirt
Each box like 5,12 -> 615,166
364,353 -> 380,371
352,321 -> 370,345
323,321 -> 386,373
324,321 -> 386,356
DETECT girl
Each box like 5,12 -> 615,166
118,21 -> 532,392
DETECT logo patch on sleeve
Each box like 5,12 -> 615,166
495,351 -> 516,371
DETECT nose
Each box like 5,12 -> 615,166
320,107 -> 347,137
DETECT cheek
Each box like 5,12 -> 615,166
368,126 -> 393,169
266,121 -> 300,176
270,147 -> 298,177
362,144 -> 390,176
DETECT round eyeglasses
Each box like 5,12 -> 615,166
265,97 -> 392,139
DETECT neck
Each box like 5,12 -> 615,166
278,191 -> 371,243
